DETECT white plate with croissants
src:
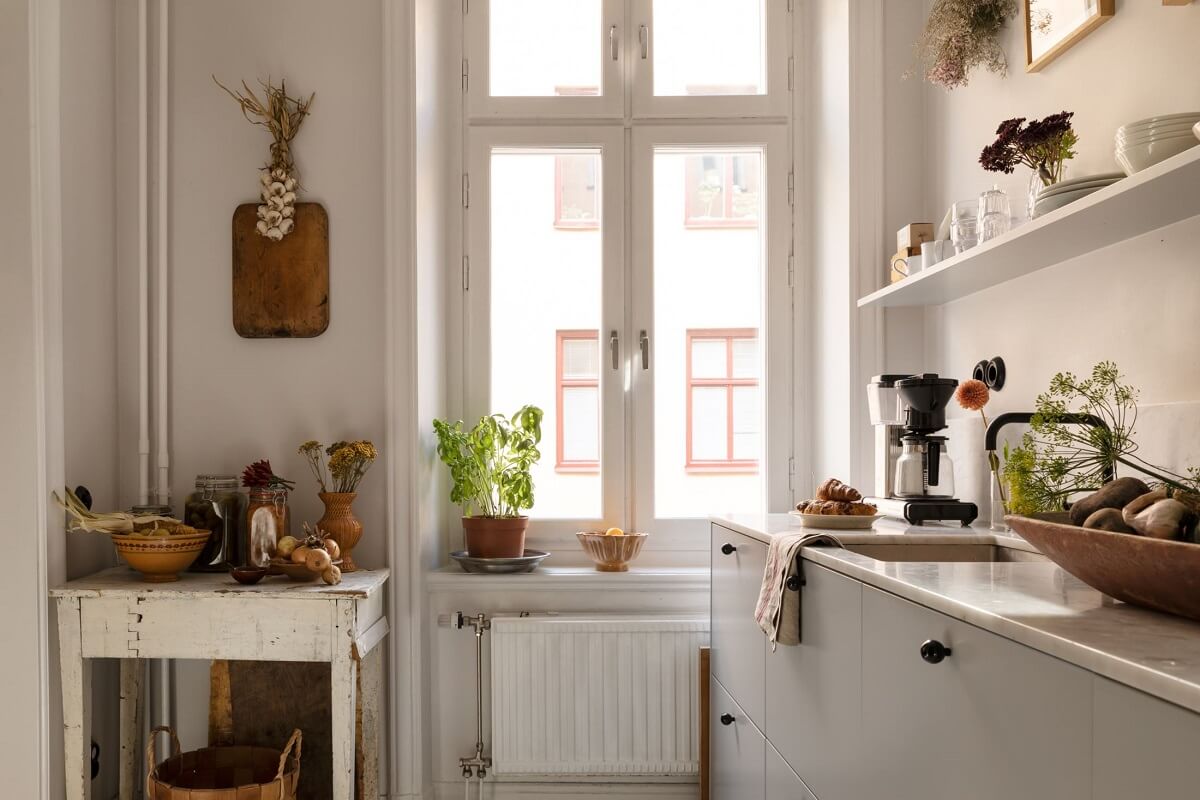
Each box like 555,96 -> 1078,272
791,478 -> 879,529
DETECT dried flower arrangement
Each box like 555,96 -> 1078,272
240,459 -> 296,491
980,111 -> 1078,187
910,0 -> 1019,90
214,76 -> 315,240
298,440 -> 378,494
956,379 -> 1007,509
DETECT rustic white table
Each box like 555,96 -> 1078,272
51,566 -> 390,800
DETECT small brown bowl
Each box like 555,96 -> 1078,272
576,531 -> 648,572
229,566 -> 268,585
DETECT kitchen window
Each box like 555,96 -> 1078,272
462,2 -> 795,547
556,330 -> 601,472
685,329 -> 759,472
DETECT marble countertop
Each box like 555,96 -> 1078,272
715,513 -> 1200,715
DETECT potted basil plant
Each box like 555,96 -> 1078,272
433,405 -> 544,559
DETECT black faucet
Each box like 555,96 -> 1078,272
984,412 -> 1115,484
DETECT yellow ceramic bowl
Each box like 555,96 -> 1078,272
110,531 -> 211,582
576,531 -> 648,572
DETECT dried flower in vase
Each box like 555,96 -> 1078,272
214,75 -> 315,240
980,111 -> 1078,187
909,0 -> 1019,90
956,378 -> 1007,509
299,439 -> 378,494
240,459 -> 296,491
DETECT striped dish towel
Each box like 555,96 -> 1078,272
754,531 -> 842,648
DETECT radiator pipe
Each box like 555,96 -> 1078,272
455,611 -> 492,786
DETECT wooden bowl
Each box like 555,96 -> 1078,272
576,532 -> 647,572
111,531 -> 211,583
269,558 -> 342,582
1007,514 -> 1200,621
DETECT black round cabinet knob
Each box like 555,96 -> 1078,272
719,713 -> 735,726
720,543 -> 736,556
920,639 -> 952,664
785,575 -> 804,592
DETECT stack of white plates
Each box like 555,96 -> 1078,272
1115,112 -> 1200,175
1032,173 -> 1124,219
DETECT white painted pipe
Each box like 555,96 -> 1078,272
155,0 -> 170,507
137,0 -> 150,506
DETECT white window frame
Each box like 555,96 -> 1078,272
464,126 -> 627,541
465,0 -> 625,120
630,125 -> 792,543
629,0 -> 792,119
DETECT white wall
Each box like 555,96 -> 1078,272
910,1 -> 1200,510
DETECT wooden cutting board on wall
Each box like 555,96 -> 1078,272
232,202 -> 329,338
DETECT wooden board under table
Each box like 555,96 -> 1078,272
232,202 -> 330,338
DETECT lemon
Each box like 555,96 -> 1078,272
604,527 -> 624,537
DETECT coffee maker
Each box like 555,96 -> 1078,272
866,373 -> 978,526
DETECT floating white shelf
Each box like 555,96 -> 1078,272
857,145 -> 1200,309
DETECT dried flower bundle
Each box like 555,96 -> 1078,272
299,440 -> 378,494
980,111 -> 1078,186
910,0 -> 1018,90
214,75 -> 314,240
241,458 -> 296,491
956,379 -> 1006,506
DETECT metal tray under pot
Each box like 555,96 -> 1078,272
449,549 -> 550,574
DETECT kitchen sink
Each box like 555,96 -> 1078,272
842,543 -> 1049,563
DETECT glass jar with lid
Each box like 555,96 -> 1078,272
184,475 -> 247,571
246,487 -> 290,567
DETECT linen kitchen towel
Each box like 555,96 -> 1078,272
755,531 -> 842,648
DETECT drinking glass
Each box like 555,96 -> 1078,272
950,200 -> 979,254
977,186 -> 1011,243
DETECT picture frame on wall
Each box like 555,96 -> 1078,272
1025,0 -> 1115,72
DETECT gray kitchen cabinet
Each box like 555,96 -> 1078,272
766,742 -> 817,800
860,586 -> 1092,800
711,526 -> 768,727
711,674 -> 765,800
1093,676 -> 1200,800
763,562 -> 860,800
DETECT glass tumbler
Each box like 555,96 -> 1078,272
977,186 -> 1012,243
950,200 -> 979,254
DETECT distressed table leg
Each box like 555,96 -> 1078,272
118,658 -> 142,800
332,600 -> 359,800
356,645 -> 383,800
57,597 -> 92,800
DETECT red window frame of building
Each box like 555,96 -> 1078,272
556,329 -> 601,473
554,155 -> 600,230
683,154 -> 759,230
685,328 -> 759,473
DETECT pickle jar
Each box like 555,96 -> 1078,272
246,488 -> 290,567
184,475 -> 247,571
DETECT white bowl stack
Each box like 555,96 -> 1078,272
1115,112 -> 1200,175
1033,173 -> 1124,219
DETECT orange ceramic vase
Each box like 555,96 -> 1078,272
317,492 -> 364,572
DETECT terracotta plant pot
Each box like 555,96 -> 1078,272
462,516 -> 529,559
317,492 -> 364,573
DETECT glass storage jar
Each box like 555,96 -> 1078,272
184,475 -> 247,571
246,488 -> 290,567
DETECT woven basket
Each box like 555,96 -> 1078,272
146,726 -> 301,800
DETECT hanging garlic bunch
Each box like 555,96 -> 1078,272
214,75 -> 315,241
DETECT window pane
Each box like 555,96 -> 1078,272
556,157 -> 599,228
731,337 -> 757,379
731,385 -> 760,461
654,148 -> 765,516
691,387 -> 728,461
490,0 -> 602,97
562,386 -> 600,462
491,149 -> 602,518
562,337 -> 599,380
690,338 -> 727,379
652,0 -> 766,97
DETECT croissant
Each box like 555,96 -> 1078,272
815,478 -> 862,503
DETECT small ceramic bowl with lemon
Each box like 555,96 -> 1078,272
577,528 -> 648,572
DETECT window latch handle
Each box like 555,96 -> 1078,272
609,330 -> 620,371
639,330 -> 650,370
610,25 -> 619,62
639,25 -> 649,60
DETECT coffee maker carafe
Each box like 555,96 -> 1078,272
866,374 -> 978,526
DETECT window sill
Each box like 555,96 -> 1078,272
425,565 -> 709,593
684,464 -> 759,475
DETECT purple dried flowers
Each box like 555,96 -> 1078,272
980,111 -> 1078,185
911,0 -> 1019,90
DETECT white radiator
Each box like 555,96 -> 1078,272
489,614 -> 710,778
